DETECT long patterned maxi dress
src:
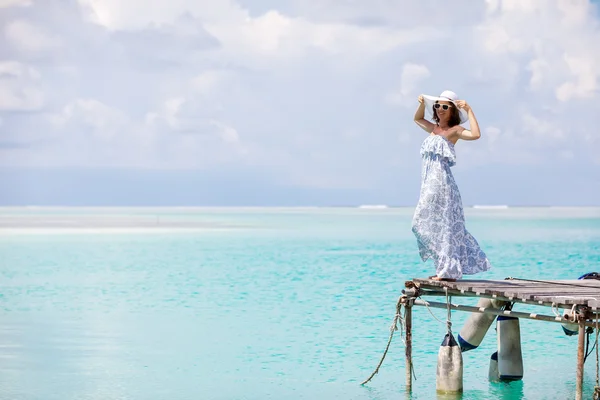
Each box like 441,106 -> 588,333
411,135 -> 492,280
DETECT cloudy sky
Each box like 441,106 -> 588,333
0,0 -> 599,206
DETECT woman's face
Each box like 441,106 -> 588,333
434,101 -> 453,122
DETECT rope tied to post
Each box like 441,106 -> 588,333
361,284 -> 455,386
361,295 -> 408,385
417,287 -> 454,331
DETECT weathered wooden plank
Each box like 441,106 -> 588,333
413,278 -> 600,288
413,280 -> 600,292
418,287 -> 600,296
409,277 -> 600,308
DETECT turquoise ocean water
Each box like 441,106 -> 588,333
1,207 -> 599,400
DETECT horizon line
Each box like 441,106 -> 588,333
1,205 -> 600,209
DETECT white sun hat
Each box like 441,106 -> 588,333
423,90 -> 469,124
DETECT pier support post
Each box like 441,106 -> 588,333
576,321 -> 585,400
405,299 -> 413,392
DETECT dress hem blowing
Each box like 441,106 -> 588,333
411,135 -> 492,280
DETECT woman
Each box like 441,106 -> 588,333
411,90 -> 491,281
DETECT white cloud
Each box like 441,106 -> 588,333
77,0 -> 247,30
521,112 -> 564,141
78,0 -> 440,69
0,0 -> 598,199
475,0 -> 600,101
0,0 -> 30,8
286,0 -> 486,28
191,70 -> 229,96
209,120 -> 241,144
385,63 -> 430,107
556,53 -> 598,101
206,10 -> 438,62
5,20 -> 62,54
484,126 -> 502,146
0,61 -> 43,111
50,98 -> 130,140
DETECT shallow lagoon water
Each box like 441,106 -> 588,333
0,207 -> 599,399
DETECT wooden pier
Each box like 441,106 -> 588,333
400,277 -> 600,400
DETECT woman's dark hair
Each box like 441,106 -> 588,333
433,102 -> 462,127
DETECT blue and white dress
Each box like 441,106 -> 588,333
411,134 -> 492,279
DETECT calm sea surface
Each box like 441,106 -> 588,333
1,207 -> 599,399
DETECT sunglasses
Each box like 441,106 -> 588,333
434,103 -> 453,110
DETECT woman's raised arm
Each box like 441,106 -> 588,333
414,95 -> 435,133
455,100 -> 481,141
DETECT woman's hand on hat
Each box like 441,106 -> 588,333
455,100 -> 470,111
417,95 -> 424,104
